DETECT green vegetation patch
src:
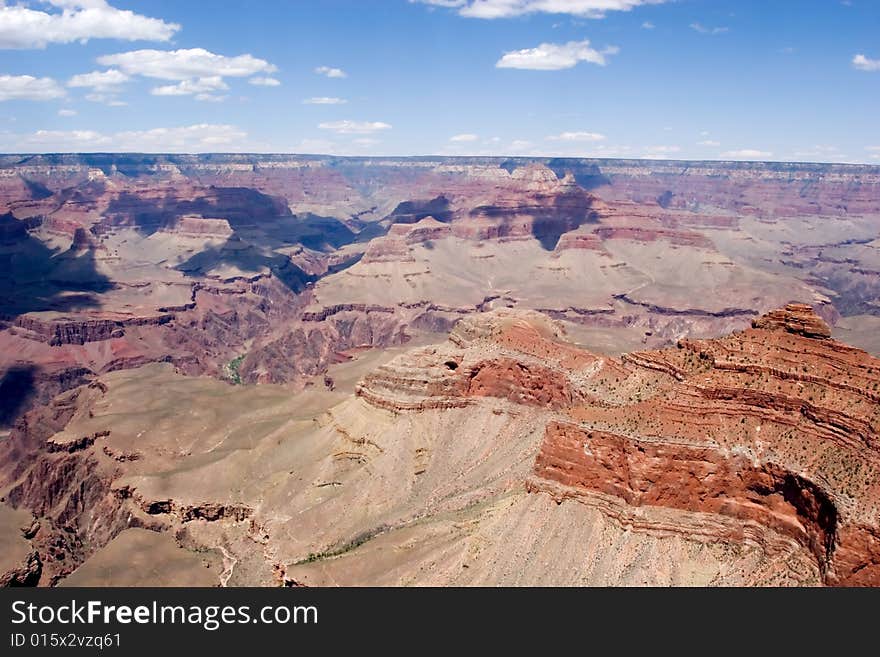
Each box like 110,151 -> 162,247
227,354 -> 246,385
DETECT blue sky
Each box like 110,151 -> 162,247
0,0 -> 878,162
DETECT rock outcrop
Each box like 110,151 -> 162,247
359,305 -> 880,585
527,305 -> 880,586
752,302 -> 833,339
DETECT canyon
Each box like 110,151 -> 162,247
0,154 -> 878,586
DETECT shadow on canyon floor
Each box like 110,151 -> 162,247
102,188 -> 373,293
0,365 -> 37,428
176,240 -> 317,292
384,195 -> 452,224
0,219 -> 113,320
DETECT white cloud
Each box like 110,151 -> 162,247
867,146 -> 880,152
249,76 -> 281,87
318,120 -> 391,134
97,48 -> 277,80
0,123 -> 250,152
721,149 -> 772,159
58,108 -> 77,116
412,1 -> 668,20
697,140 -> 720,147
546,131 -> 605,142
151,77 -> 229,97
315,66 -> 347,78
642,21 -> 655,29
303,97 -> 347,104
690,23 -> 729,35
18,129 -> 110,148
496,39 -> 618,70
68,69 -> 129,91
0,1 -> 179,49
84,93 -> 127,106
0,74 -> 66,101
94,48 -> 277,103
450,133 -> 479,142
68,69 -> 129,104
852,54 -> 880,72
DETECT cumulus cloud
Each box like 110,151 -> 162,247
450,133 -> 479,142
496,39 -> 618,70
0,123 -> 250,152
68,69 -> 129,91
0,1 -> 179,49
721,149 -> 773,159
58,108 -> 77,117
249,76 -> 281,86
0,74 -> 66,101
315,66 -> 347,78
318,120 -> 391,134
151,76 -> 229,102
546,131 -> 606,142
690,23 -> 729,35
303,97 -> 347,104
642,21 -> 655,29
67,69 -> 129,104
412,1 -> 667,19
92,48 -> 277,102
852,54 -> 880,72
98,48 -> 277,80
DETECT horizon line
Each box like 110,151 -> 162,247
2,152 -> 879,168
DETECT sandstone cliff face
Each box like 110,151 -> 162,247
158,215 -> 234,239
449,168 -> 605,248
352,305 -> 880,586
530,305 -> 880,585
355,310 -> 600,412
387,216 -> 452,244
